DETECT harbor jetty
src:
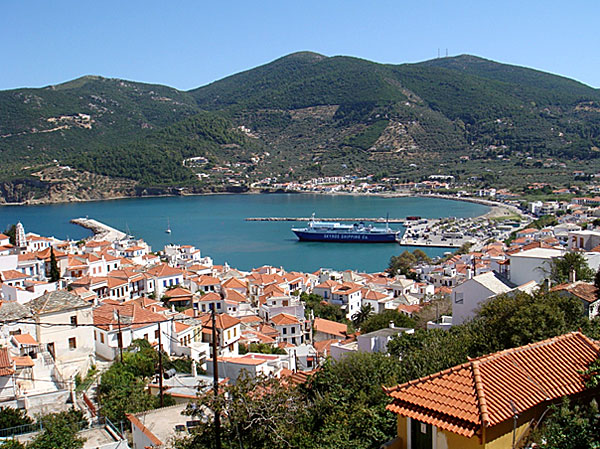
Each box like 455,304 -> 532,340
246,217 -> 407,224
70,217 -> 127,241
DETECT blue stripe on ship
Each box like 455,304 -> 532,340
293,230 -> 399,243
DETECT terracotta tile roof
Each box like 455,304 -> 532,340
200,312 -> 240,331
224,289 -> 247,303
174,321 -> 191,333
551,281 -> 599,303
314,280 -> 339,289
12,334 -> 38,346
0,270 -> 29,281
222,277 -> 246,289
0,233 -> 9,240
199,292 -> 222,302
240,315 -> 262,324
12,355 -> 34,367
386,332 -> 600,438
362,289 -> 389,300
146,263 -> 183,278
313,317 -> 347,337
262,284 -> 286,296
270,313 -> 300,326
195,275 -> 220,286
0,348 -> 14,376
314,338 -> 340,355
163,287 -> 193,298
93,301 -> 167,331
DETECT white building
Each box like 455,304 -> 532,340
508,247 -> 565,286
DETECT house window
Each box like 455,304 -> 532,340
68,337 -> 77,349
233,327 -> 237,337
291,327 -> 296,334
283,328 -> 287,335
291,337 -> 296,345
227,330 -> 231,340
144,334 -> 149,340
217,303 -> 221,310
100,333 -> 105,344
454,292 -> 464,304
155,330 -> 160,340
70,315 -> 78,326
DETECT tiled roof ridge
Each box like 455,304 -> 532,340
470,360 -> 490,428
383,360 -> 473,394
473,331 -> 594,365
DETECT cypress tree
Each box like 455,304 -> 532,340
49,248 -> 60,282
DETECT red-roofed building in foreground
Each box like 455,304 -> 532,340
385,332 -> 600,449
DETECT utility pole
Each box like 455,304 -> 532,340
158,325 -> 164,408
211,306 -> 221,449
117,311 -> 123,364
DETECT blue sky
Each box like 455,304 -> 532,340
2,0 -> 599,91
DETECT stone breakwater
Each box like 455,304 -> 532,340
70,218 -> 126,242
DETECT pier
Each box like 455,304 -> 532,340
246,217 -> 407,224
71,218 -> 127,242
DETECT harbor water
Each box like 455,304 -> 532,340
0,194 -> 489,273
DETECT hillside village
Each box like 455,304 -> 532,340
0,210 -> 599,448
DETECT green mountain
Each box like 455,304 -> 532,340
1,53 -> 599,203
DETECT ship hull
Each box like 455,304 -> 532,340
293,230 -> 399,243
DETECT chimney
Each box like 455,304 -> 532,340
193,307 -> 198,318
466,267 -> 473,280
569,269 -> 577,283
191,360 -> 197,377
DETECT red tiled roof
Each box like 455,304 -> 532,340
200,312 -> 241,330
386,332 -> 600,438
146,263 -> 183,278
313,317 -> 347,338
164,287 -> 193,298
0,348 -> 14,376
222,277 -> 246,289
12,334 -> 38,346
270,313 -> 300,326
195,275 -> 220,286
0,270 -> 28,281
12,355 -> 34,368
199,292 -> 222,302
551,281 -> 599,304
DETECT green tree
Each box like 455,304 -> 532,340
177,372 -> 310,449
360,309 -> 415,335
97,363 -> 157,423
0,407 -> 33,430
28,410 -> 85,449
476,290 -> 585,350
301,293 -> 346,323
387,250 -> 417,277
412,249 -> 431,264
49,248 -> 60,283
0,440 -> 25,449
352,304 -> 373,329
3,225 -> 16,246
535,398 -> 600,449
547,252 -> 595,284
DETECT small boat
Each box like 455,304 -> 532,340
165,219 -> 171,234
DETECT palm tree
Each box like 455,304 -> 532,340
352,304 -> 373,329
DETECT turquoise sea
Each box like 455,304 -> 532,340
0,194 -> 488,273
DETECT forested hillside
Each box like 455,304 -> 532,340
1,52 -> 599,203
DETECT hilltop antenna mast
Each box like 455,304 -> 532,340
446,48 -> 448,57
437,48 -> 440,58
